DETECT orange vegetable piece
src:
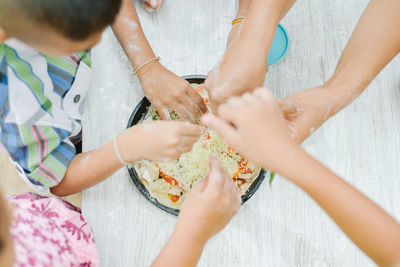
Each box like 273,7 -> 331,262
196,85 -> 204,92
169,194 -> 180,203
154,162 -> 181,187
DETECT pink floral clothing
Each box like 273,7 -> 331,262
7,193 -> 99,267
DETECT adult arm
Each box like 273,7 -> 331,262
112,0 -> 206,122
280,0 -> 400,143
205,0 -> 296,110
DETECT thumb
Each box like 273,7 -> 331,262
278,98 -> 301,120
206,155 -> 226,188
193,154 -> 225,192
209,154 -> 223,175
193,173 -> 210,193
201,114 -> 238,146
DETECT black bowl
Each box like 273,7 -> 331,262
127,75 -> 267,216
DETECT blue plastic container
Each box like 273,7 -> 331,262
267,24 -> 289,65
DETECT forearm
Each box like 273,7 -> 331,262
237,0 -> 251,17
151,224 -> 206,267
324,0 -> 400,117
112,0 -> 156,69
239,0 -> 296,55
278,148 -> 400,266
219,0 -> 296,92
50,130 -> 141,196
50,140 -> 124,196
226,0 -> 251,45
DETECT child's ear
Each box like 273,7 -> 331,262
0,28 -> 10,43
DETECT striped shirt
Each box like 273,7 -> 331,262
0,39 -> 92,193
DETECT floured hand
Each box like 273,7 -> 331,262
205,41 -> 267,112
140,62 -> 207,123
118,120 -> 204,162
279,85 -> 339,144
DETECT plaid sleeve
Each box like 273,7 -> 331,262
0,122 -> 76,188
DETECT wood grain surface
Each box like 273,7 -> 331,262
82,0 -> 400,266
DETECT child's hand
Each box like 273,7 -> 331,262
201,88 -> 298,173
142,0 -> 164,12
177,155 -> 241,242
140,63 -> 207,123
119,121 -> 204,162
151,156 -> 240,266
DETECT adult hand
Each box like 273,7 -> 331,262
140,62 -> 207,123
205,41 -> 268,112
177,155 -> 241,242
279,85 -> 340,143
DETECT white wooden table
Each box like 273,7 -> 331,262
83,0 -> 400,266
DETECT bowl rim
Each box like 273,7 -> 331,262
267,24 -> 289,65
126,75 -> 267,216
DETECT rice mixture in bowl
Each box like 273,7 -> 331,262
133,84 -> 262,210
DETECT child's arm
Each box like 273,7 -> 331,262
205,0 -> 296,111
202,88 -> 400,266
151,155 -> 241,267
51,121 -> 203,196
280,0 -> 400,143
111,0 -> 207,123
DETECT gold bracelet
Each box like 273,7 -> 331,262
232,17 -> 245,25
132,56 -> 160,76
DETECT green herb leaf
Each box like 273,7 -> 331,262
269,172 -> 275,187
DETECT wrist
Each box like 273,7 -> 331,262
265,144 -> 304,176
137,61 -> 163,84
118,127 -> 143,163
172,222 -> 208,251
226,40 -> 268,71
234,33 -> 270,60
324,75 -> 361,95
321,78 -> 363,118
175,216 -> 209,246
272,146 -> 310,182
277,148 -> 328,190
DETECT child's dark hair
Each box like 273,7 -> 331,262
0,0 -> 122,40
